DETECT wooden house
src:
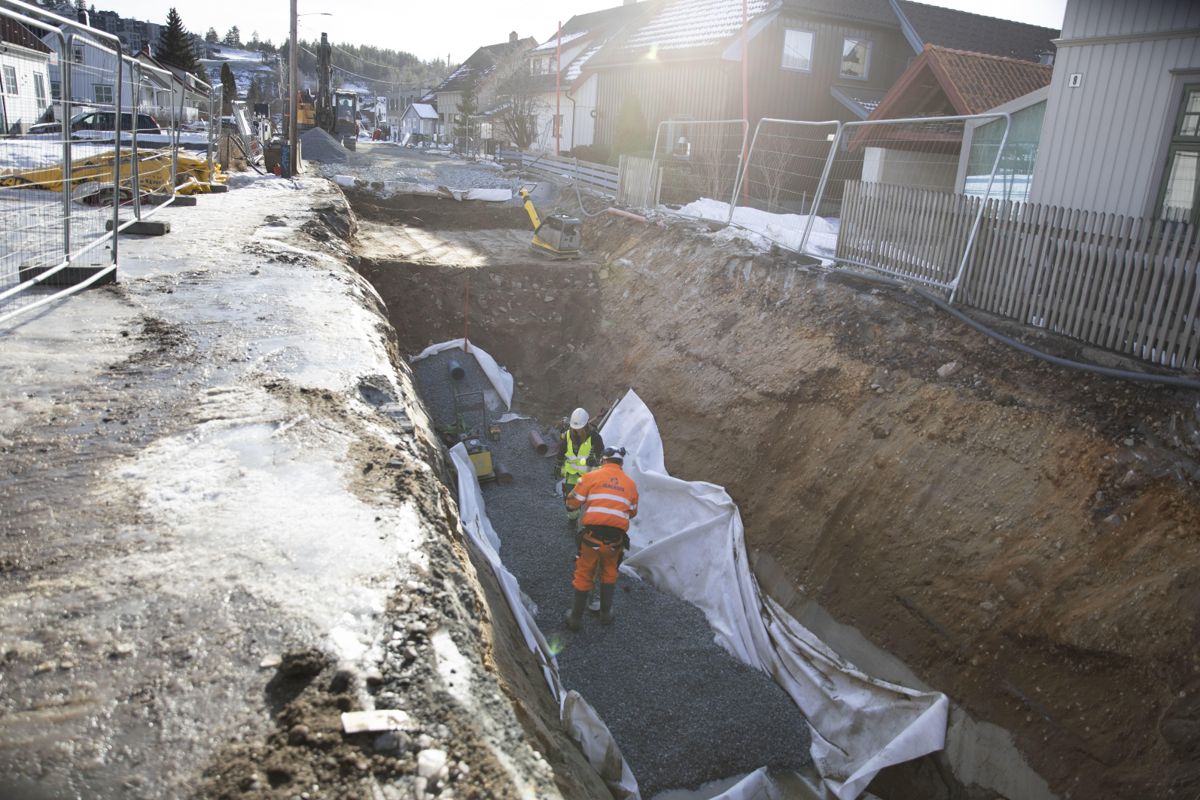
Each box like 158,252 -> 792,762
850,45 -> 1052,199
583,0 -> 1058,153
1,17 -> 53,133
519,1 -> 647,154
431,32 -> 536,142
1029,0 -> 1200,222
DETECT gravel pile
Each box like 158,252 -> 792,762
413,349 -> 810,797
300,127 -> 349,163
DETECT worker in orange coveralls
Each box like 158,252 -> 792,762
564,446 -> 638,630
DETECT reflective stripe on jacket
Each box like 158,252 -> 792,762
561,431 -> 595,482
565,462 -> 639,532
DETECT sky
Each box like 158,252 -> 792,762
92,0 -> 1068,65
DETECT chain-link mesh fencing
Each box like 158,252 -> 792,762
823,113 -> 1010,293
1,0 -> 222,325
651,119 -> 747,209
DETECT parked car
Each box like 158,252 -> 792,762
28,112 -> 162,136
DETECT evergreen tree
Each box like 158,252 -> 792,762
205,27 -> 219,44
223,26 -> 241,48
220,62 -> 237,113
157,8 -> 200,75
249,30 -> 260,50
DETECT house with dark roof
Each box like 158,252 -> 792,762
431,32 -> 536,142
518,1 -> 648,153
850,44 -> 1052,201
1,17 -> 53,133
582,0 -> 1059,154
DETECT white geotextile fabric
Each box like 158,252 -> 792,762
604,390 -> 949,800
411,339 -> 514,409
448,443 -> 640,799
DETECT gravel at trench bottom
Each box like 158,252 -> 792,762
413,348 -> 811,797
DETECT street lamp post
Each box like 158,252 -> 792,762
288,8 -> 333,177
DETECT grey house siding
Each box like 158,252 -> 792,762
1030,0 -> 1200,216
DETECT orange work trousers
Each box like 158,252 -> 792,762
572,531 -> 623,591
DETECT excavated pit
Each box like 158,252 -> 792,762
348,190 -> 1200,800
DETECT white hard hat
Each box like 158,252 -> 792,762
569,408 -> 589,430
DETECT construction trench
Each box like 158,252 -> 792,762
343,183 -> 1200,800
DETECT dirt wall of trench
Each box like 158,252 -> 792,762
348,189 -> 1200,798
552,217 -> 1200,799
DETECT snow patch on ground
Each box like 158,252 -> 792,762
675,198 -> 840,257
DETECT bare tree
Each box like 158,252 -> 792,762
492,48 -> 543,151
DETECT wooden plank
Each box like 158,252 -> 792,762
1049,208 -> 1090,334
1155,223 -> 1199,366
971,199 -> 1002,311
958,194 -> 984,290
1019,203 -> 1059,326
997,200 -> 1032,318
1096,215 -> 1146,350
1044,207 -> 1081,332
1077,211 -> 1120,340
912,185 -> 934,282
1057,210 -> 1099,336
1142,220 -> 1194,364
959,198 -> 991,306
837,180 -> 855,260
1178,233 -> 1200,368
1109,217 -> 1163,353
988,200 -> 1020,315
1163,230 -> 1200,367
1124,218 -> 1177,357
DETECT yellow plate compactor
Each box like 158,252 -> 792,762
519,187 -> 581,259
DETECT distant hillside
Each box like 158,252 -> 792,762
287,40 -> 451,94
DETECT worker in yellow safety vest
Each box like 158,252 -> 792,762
556,407 -> 604,527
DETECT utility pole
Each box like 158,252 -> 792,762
289,0 -> 299,176
555,20 -> 561,156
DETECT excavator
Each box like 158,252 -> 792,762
518,186 -> 582,259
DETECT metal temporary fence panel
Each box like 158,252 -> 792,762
0,0 -> 123,324
820,113 -> 1010,293
124,55 -> 177,222
724,119 -> 841,254
733,119 -> 840,217
652,119 -> 748,209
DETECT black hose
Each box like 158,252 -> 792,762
840,268 -> 1200,391
697,211 -> 1200,390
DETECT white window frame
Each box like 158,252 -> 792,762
2,66 -> 17,96
839,37 -> 872,81
34,73 -> 46,105
781,28 -> 814,73
94,84 -> 114,105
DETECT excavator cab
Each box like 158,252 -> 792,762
518,186 -> 581,259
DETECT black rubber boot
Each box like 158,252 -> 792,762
599,584 -> 616,625
565,590 -> 589,631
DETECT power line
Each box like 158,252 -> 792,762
297,44 -> 404,88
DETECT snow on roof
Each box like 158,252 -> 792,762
531,30 -> 589,54
408,103 -> 438,119
622,0 -> 770,53
564,43 -> 605,83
